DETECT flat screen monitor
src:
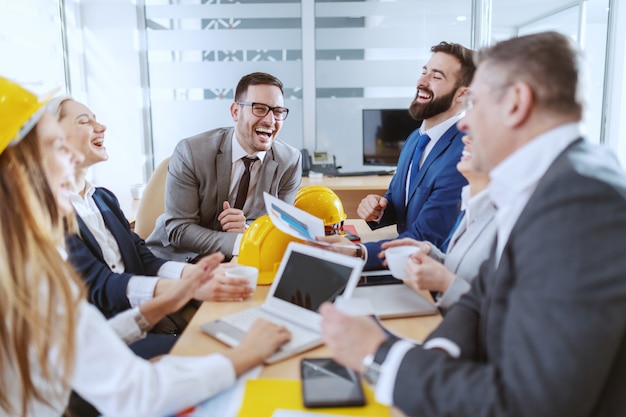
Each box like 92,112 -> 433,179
362,109 -> 422,166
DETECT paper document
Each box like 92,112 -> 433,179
264,192 -> 325,242
263,193 -> 355,250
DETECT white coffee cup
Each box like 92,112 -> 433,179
225,266 -> 259,290
130,183 -> 146,200
385,246 -> 420,280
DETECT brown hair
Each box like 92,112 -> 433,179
0,129 -> 84,416
476,31 -> 583,117
431,41 -> 476,89
234,72 -> 284,102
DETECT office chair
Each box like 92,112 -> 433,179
134,157 -> 170,240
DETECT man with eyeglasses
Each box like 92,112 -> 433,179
320,32 -> 626,417
147,72 -> 301,261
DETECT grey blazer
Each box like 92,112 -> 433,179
429,198 -> 497,310
146,127 -> 301,261
391,139 -> 626,417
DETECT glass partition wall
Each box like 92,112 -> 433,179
144,0 -> 304,165
141,0 -> 612,172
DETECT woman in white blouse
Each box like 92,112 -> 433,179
381,134 -> 496,310
0,77 -> 291,417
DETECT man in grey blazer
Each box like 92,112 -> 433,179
319,32 -> 626,417
147,72 -> 302,261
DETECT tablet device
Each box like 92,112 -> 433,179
300,358 -> 366,408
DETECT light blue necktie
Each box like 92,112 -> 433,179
408,133 -> 431,187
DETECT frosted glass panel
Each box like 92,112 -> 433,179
144,0 -> 303,163
314,0 -> 472,171
0,0 -> 66,94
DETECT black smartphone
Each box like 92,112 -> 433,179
300,357 -> 366,408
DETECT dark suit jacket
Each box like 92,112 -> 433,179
364,124 -> 467,269
66,188 -> 167,318
390,139 -> 626,416
146,127 -> 302,261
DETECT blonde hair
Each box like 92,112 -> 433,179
0,128 -> 85,416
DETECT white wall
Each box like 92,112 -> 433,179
75,0 -> 146,204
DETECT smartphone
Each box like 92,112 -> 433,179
300,357 -> 366,408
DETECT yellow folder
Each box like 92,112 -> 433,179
236,379 -> 389,417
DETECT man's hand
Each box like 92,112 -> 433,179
319,302 -> 387,373
314,235 -> 360,257
218,201 -> 247,233
357,194 -> 387,222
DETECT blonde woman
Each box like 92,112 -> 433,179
0,77 -> 290,417
47,96 -> 254,359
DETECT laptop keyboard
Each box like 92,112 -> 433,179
220,308 -> 319,352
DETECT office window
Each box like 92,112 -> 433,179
0,0 -> 67,94
314,0 -> 472,171
492,0 -> 611,144
144,0 -> 304,165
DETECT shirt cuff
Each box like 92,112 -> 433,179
107,307 -> 146,345
157,261 -> 186,279
232,233 -> 244,256
374,339 -> 416,405
423,337 -> 461,358
127,276 -> 160,308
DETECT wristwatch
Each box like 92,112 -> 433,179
362,337 -> 398,385
134,310 -> 152,333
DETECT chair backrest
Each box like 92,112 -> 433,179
134,157 -> 170,240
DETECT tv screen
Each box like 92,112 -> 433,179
362,109 -> 422,166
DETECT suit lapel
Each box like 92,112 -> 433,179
92,191 -> 142,271
407,126 -> 458,202
76,214 -> 105,260
216,131 -> 233,206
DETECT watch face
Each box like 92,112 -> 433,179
363,355 -> 381,385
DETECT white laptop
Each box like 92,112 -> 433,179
352,270 -> 438,318
200,242 -> 364,364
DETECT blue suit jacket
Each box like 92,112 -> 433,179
364,124 -> 467,269
66,188 -> 167,318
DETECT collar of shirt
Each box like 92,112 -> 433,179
488,122 -> 581,262
420,113 -> 464,153
231,133 -> 267,163
70,180 -> 96,205
462,185 -> 490,225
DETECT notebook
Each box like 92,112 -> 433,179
200,242 -> 364,364
351,270 -> 438,318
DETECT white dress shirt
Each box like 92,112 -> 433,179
229,135 -> 267,255
405,113 -> 463,203
489,123 -> 581,264
71,181 -> 187,307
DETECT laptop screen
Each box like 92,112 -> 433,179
273,251 -> 354,312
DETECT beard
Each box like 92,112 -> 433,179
409,86 -> 458,121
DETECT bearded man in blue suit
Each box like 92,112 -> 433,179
358,42 -> 475,269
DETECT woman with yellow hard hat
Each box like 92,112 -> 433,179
0,77 -> 290,417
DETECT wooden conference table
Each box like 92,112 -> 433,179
171,219 -> 442,380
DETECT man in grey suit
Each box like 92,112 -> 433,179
319,32 -> 626,417
147,72 -> 302,261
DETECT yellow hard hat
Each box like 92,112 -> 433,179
238,215 -> 303,285
294,186 -> 347,235
0,77 -> 56,155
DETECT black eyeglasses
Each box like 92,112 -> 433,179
237,102 -> 289,121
